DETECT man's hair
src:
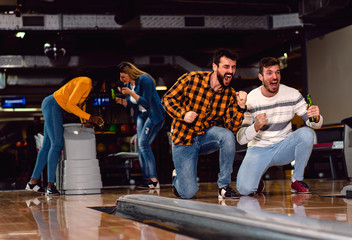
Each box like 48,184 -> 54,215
213,48 -> 238,66
258,57 -> 280,74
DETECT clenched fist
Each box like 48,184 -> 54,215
236,91 -> 247,109
254,113 -> 267,132
184,111 -> 198,123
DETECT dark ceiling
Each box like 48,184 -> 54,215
0,0 -> 350,59
0,0 -> 352,119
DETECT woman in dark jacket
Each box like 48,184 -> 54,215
116,61 -> 165,189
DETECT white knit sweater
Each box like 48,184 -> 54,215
237,84 -> 323,147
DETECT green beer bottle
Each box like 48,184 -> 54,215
307,94 -> 316,122
111,88 -> 116,100
98,107 -> 105,129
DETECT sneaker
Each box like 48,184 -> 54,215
25,182 -> 45,193
137,179 -> 160,189
257,179 -> 265,194
291,181 -> 312,194
46,185 -> 60,195
218,185 -> 240,200
171,169 -> 180,197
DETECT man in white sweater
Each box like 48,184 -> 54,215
236,57 -> 323,195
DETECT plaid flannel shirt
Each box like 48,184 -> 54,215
162,71 -> 245,145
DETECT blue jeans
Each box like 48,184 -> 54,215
136,112 -> 165,179
172,126 -> 236,199
31,95 -> 64,183
236,127 -> 315,195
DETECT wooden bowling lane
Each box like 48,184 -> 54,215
0,188 -> 194,240
0,179 -> 352,239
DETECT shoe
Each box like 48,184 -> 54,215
46,185 -> 60,195
291,181 -> 312,194
172,169 -> 177,183
171,169 -> 180,197
257,179 -> 265,194
137,179 -> 160,189
25,182 -> 45,193
218,185 -> 240,200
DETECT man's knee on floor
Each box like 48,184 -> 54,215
236,182 -> 255,196
177,184 -> 198,199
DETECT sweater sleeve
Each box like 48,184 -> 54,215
236,111 -> 258,145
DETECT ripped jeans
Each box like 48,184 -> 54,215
136,112 -> 165,179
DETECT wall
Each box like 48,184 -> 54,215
307,24 -> 352,125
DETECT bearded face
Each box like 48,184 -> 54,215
213,56 -> 237,89
217,71 -> 234,89
259,65 -> 281,97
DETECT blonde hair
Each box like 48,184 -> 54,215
118,61 -> 156,85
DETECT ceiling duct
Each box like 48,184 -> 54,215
22,15 -> 45,27
299,0 -> 351,19
140,15 -> 269,30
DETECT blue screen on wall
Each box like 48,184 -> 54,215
92,94 -> 110,106
1,96 -> 26,108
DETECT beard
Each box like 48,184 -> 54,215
217,72 -> 233,89
262,78 -> 279,94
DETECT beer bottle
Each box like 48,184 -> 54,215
111,88 -> 116,100
98,107 -> 105,129
307,94 -> 316,122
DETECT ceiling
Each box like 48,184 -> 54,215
1,0 -> 352,120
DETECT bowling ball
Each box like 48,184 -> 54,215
120,143 -> 129,152
108,142 -> 118,153
96,142 -> 107,153
16,141 -> 23,148
132,124 -> 137,133
108,124 -> 118,132
120,124 -> 130,135
151,143 -> 155,151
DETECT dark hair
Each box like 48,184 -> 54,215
78,66 -> 120,107
258,57 -> 280,74
212,48 -> 238,66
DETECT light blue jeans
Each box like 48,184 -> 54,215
31,95 -> 64,183
172,126 -> 236,199
236,127 -> 315,195
136,112 -> 165,179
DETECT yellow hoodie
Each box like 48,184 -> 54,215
53,76 -> 92,122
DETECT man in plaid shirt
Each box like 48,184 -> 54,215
162,49 -> 247,199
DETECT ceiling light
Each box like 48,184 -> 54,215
16,32 -> 26,39
156,86 -> 167,91
0,108 -> 41,112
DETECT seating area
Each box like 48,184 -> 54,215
307,121 -> 352,180
102,134 -> 140,186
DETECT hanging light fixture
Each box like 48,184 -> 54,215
43,41 -> 66,60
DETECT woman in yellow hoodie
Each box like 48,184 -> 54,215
25,69 -> 115,195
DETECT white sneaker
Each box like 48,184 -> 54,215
25,182 -> 45,193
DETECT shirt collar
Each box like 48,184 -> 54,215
206,71 -> 225,93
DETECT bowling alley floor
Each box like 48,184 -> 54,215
1,179 -> 352,240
